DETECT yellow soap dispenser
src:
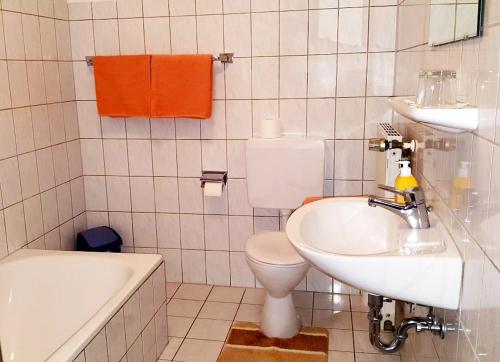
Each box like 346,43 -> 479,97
394,161 -> 418,204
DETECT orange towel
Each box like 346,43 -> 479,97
151,54 -> 213,119
94,55 -> 151,117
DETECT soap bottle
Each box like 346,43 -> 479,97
450,161 -> 471,210
394,161 -> 419,204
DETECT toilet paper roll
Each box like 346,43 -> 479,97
260,118 -> 281,139
203,182 -> 223,197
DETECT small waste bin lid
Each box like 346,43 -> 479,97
79,226 -> 121,248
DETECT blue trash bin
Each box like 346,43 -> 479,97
77,226 -> 123,252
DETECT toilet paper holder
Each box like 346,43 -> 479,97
200,171 -> 228,188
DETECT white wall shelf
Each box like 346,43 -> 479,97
389,97 -> 479,133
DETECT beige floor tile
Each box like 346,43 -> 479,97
352,311 -> 368,331
298,307 -> 312,326
355,352 -> 401,362
207,286 -> 245,303
187,318 -> 232,341
167,299 -> 204,317
328,329 -> 354,352
292,290 -> 313,308
234,303 -> 262,323
350,294 -> 369,312
173,284 -> 213,300
328,351 -> 355,362
166,283 -> 181,299
160,337 -> 183,360
174,338 -> 223,362
241,288 -> 266,304
314,293 -> 351,311
312,310 -> 352,329
198,301 -> 239,320
167,316 -> 194,338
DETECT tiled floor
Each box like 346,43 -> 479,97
159,283 -> 439,362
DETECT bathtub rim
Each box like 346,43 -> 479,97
0,249 -> 163,362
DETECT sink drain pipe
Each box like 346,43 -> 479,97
367,294 -> 446,353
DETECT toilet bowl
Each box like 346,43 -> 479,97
245,231 -> 310,338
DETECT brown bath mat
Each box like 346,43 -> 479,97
218,322 -> 329,362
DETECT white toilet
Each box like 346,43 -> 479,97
245,137 -> 325,338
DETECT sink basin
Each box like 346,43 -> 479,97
286,197 -> 463,309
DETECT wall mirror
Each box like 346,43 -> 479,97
429,0 -> 485,46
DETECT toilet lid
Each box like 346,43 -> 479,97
246,231 -> 306,266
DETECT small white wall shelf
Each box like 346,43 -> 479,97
389,97 -> 479,133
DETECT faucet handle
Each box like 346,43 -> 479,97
377,185 -> 425,205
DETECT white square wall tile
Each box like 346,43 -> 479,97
196,0 -> 223,14
224,14 -> 251,57
106,176 -> 131,212
18,152 -> 40,199
251,12 -> 279,56
182,250 -> 206,284
103,139 -> 129,176
225,57 -> 251,99
154,177 -> 179,213
4,203 -> 27,252
80,139 -> 105,175
336,54 -> 367,97
127,140 -> 153,176
280,56 -> 307,99
84,176 -> 107,211
229,215 -> 253,251
335,98 -> 365,139
132,212 -> 157,247
308,55 -> 337,98
226,100 -> 252,139
367,53 -> 395,97
338,7 -> 368,53
309,9 -> 338,54
157,213 -> 180,248
94,19 -> 120,56
307,98 -> 335,139
130,177 -> 155,212
144,18 -> 171,54
180,214 -> 205,249
117,0 -> 143,18
178,178 -> 203,214
252,57 -> 279,99
201,140 -> 227,171
334,140 -> 364,180
223,0 -> 250,13
206,251 -> 230,286
70,21 -> 94,60
204,214 -> 229,250
170,16 -> 197,54
0,110 -> 16,160
279,99 -> 307,135
369,6 -> 397,52
118,19 -> 145,55
228,179 -> 253,215
170,0 -> 196,15
176,140 -> 201,177
197,15 -> 224,54
0,158 -> 22,207
280,11 -> 308,55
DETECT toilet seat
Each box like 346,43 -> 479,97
245,231 -> 306,266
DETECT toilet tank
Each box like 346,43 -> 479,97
246,137 -> 325,209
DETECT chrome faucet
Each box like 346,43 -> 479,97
368,185 -> 431,229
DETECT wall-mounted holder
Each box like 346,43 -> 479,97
389,97 -> 479,133
200,171 -> 227,197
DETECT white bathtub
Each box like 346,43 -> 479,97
0,249 -> 164,362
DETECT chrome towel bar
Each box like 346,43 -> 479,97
85,53 -> 234,67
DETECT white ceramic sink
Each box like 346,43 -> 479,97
286,197 -> 463,309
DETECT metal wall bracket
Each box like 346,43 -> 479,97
200,171 -> 228,188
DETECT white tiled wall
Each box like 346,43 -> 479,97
395,1 -> 500,361
70,0 -> 397,293
0,0 -> 86,256
74,263 -> 168,362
